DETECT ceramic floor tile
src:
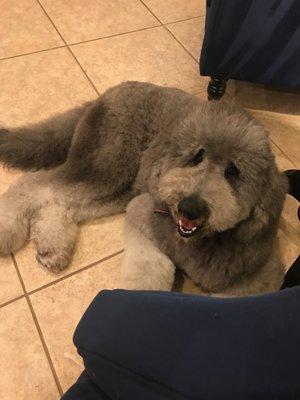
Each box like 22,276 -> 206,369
0,298 -> 59,399
39,0 -> 158,44
279,176 -> 299,273
30,254 -> 122,392
251,110 -> 300,168
0,48 -> 97,127
15,214 -> 124,292
0,256 -> 23,306
167,16 -> 205,60
71,27 -> 206,95
278,217 -> 299,272
228,80 -> 300,116
0,0 -> 63,59
282,193 -> 300,231
142,0 -> 206,23
271,144 -> 296,171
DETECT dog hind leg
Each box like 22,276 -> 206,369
32,191 -> 134,272
0,201 -> 29,255
0,185 -> 32,255
31,204 -> 79,273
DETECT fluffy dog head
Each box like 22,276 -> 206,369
140,101 -> 287,240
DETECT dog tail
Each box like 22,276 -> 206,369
0,102 -> 92,171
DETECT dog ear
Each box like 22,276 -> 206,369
134,135 -> 170,193
237,166 -> 288,242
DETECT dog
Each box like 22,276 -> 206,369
0,81 -> 287,295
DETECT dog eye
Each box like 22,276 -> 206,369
188,148 -> 205,166
225,162 -> 240,180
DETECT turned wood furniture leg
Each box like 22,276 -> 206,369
207,77 -> 227,100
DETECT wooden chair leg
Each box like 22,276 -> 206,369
207,77 -> 227,100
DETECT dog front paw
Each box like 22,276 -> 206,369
36,249 -> 70,273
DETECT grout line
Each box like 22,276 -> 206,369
270,139 -> 298,168
0,45 -> 66,62
138,0 -> 162,25
69,24 -> 161,46
28,249 -> 124,296
163,24 -> 199,63
139,0 -> 199,64
0,16 -> 205,64
0,7 -> 203,66
11,253 -> 64,396
0,25 -> 159,63
0,294 -> 25,310
35,0 -> 100,96
67,47 -> 100,95
164,15 -> 204,26
11,253 -> 27,294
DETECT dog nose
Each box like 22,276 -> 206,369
178,195 -> 208,220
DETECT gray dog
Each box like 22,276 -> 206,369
0,81 -> 287,296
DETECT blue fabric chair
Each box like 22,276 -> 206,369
199,0 -> 300,99
62,288 -> 300,400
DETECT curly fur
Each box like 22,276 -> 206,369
0,82 -> 287,294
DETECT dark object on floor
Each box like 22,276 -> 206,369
62,289 -> 300,400
285,169 -> 300,208
282,256 -> 300,289
200,0 -> 300,99
207,77 -> 227,100
281,170 -> 300,289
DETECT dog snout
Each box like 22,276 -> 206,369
177,195 -> 209,220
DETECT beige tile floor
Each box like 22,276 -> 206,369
0,0 -> 299,398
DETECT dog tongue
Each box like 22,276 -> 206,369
180,217 -> 199,230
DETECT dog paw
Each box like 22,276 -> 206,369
36,249 -> 70,273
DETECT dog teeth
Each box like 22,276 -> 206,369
179,221 -> 197,234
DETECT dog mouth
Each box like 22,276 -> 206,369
153,206 -> 205,238
178,217 -> 201,238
